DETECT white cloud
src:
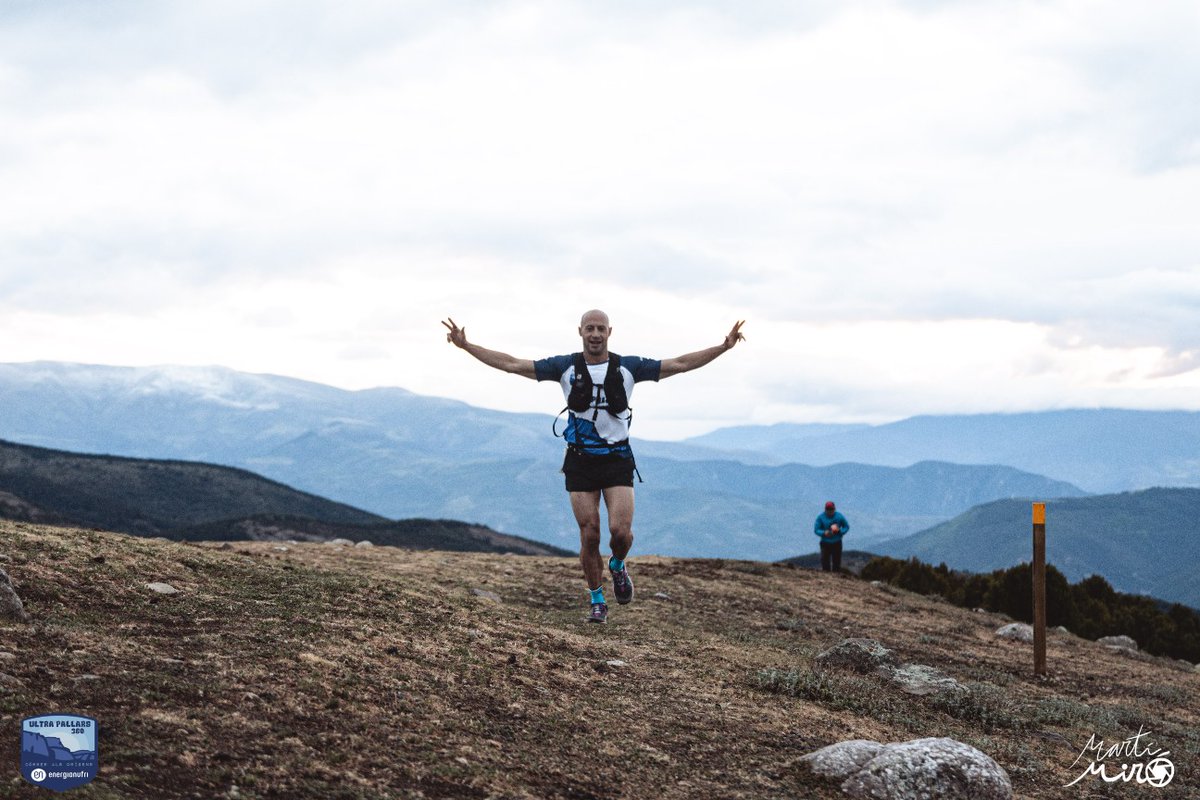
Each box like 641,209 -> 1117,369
2,0 -> 1199,436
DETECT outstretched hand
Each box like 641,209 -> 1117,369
724,320 -> 746,350
442,318 -> 468,349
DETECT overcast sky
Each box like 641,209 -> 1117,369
2,1 -> 1198,439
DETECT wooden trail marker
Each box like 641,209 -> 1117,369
1032,502 -> 1047,676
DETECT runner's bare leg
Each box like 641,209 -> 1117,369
603,485 -> 634,561
571,490 -> 604,589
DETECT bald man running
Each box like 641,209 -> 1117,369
443,310 -> 745,623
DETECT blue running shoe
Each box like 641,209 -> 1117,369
588,602 -> 608,624
610,562 -> 634,605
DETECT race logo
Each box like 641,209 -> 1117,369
1064,725 -> 1174,788
21,714 -> 100,792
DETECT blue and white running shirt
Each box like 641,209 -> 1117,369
533,353 -> 661,455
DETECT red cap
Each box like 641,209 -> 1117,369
825,501 -> 836,510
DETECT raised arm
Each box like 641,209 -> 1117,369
659,321 -> 745,379
442,318 -> 536,379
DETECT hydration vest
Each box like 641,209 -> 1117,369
552,352 -> 643,482
566,352 -> 629,419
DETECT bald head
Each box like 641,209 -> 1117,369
580,309 -> 610,328
578,309 -> 612,362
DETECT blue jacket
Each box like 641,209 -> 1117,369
814,511 -> 849,543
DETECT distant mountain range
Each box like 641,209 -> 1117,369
0,362 -> 1091,558
0,439 -> 566,556
685,412 -> 1200,493
872,487 -> 1200,608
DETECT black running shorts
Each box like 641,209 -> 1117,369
562,448 -> 635,492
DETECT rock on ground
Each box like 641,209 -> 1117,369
470,588 -> 502,602
888,664 -> 969,697
815,638 -> 899,673
803,740 -> 885,779
804,737 -> 1012,800
995,623 -> 1033,642
145,582 -> 179,594
0,567 -> 30,621
1098,635 -> 1138,651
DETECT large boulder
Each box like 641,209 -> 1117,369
803,737 -> 1012,800
802,740 -> 885,778
815,638 -> 899,674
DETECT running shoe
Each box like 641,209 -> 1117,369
588,602 -> 608,624
610,562 -> 634,605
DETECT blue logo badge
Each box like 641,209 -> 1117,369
21,714 -> 99,792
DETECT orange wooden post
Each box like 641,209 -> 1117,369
1032,502 -> 1047,676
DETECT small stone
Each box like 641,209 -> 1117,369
995,623 -> 1033,642
815,638 -> 899,673
1052,625 -> 1071,636
220,543 -> 233,550
889,664 -> 968,697
145,582 -> 179,595
272,546 -> 290,552
466,629 -> 484,640
0,672 -> 25,688
594,659 -> 627,672
653,592 -> 672,600
73,674 -> 101,681
326,538 -> 354,547
470,588 -> 502,602
775,618 -> 805,631
0,652 -> 15,662
354,540 -> 374,548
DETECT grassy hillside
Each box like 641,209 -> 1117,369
0,439 -> 384,535
876,488 -> 1200,608
2,521 -> 1197,798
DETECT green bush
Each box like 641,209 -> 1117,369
862,557 -> 1200,662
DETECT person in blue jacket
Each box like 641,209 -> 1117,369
814,500 -> 849,572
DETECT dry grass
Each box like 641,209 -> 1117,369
1,521 -> 1197,799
